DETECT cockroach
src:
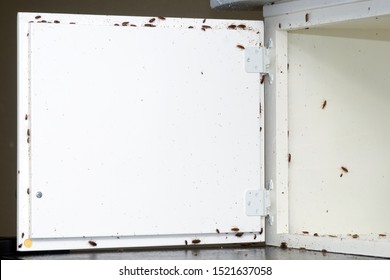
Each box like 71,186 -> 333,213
122,22 -> 129,26
313,233 -> 319,237
188,26 -> 194,29
27,129 -> 30,136
202,25 -> 211,29
88,240 -> 97,246
322,100 -> 327,109
235,232 -> 244,237
18,244 -> 22,248
231,227 -> 240,232
278,23 -> 281,28
130,24 -> 137,27
253,234 -> 257,240
228,24 -> 237,29
201,28 -> 206,31
27,188 -> 30,195
158,16 -> 166,20
149,18 -> 156,23
236,44 -> 245,50
352,234 -> 359,239
144,24 -> 156,27
379,234 -> 387,237
35,16 -> 41,19
260,75 -> 266,84
341,166 -> 349,173
54,20 -> 60,23
185,240 -> 188,245
340,174 -> 343,177
22,232 -> 25,238
322,249 -> 327,256
216,229 -> 220,234
280,242 -> 288,249
202,19 -> 206,23
41,20 -> 47,23
237,24 -> 246,29
259,228 -> 263,235
114,23 -> 119,26
302,231 -> 309,234
305,13 -> 310,22
192,239 -> 201,244
27,137 -> 30,144
288,153 -> 291,163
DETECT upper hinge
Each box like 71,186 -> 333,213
245,188 -> 271,217
245,47 -> 270,74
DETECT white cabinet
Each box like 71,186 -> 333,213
17,0 -> 390,258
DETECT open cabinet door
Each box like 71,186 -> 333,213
263,0 -> 390,258
17,13 -> 265,251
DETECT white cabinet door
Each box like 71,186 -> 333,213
17,13 -> 264,251
263,0 -> 390,258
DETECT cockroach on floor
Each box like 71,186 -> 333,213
192,239 -> 201,244
88,240 -> 97,246
236,44 -> 245,50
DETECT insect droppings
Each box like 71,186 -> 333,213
280,242 -> 288,249
341,166 -> 349,173
158,16 -> 166,20
22,232 -> 25,238
254,234 -> 257,240
236,44 -> 245,50
216,229 -> 220,234
69,22 -> 76,24
231,227 -> 240,232
27,129 -> 30,137
122,22 -> 129,26
235,232 -> 244,237
260,75 -> 266,84
352,234 -> 359,239
192,239 -> 201,244
130,24 -> 137,27
149,18 -> 156,23
322,100 -> 327,109
185,240 -> 188,245
202,19 -> 206,23
27,137 -> 30,144
340,173 -> 343,177
88,240 -> 97,246
259,228 -> 263,235
305,13 -> 310,22
287,63 -> 290,70
188,26 -> 194,29
41,20 -> 47,23
302,231 -> 309,234
27,188 -> 30,195
228,24 -> 237,29
201,28 -> 206,31
237,24 -> 246,29
313,233 -> 319,237
54,20 -> 60,24
288,153 -> 291,163
144,24 -> 156,27
202,25 -> 211,29
35,15 -> 41,19
18,244 -> 22,248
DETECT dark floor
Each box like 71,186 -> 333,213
16,246 -> 382,260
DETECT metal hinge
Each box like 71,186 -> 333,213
244,46 -> 270,75
245,188 -> 271,217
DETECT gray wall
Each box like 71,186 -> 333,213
0,0 -> 262,237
